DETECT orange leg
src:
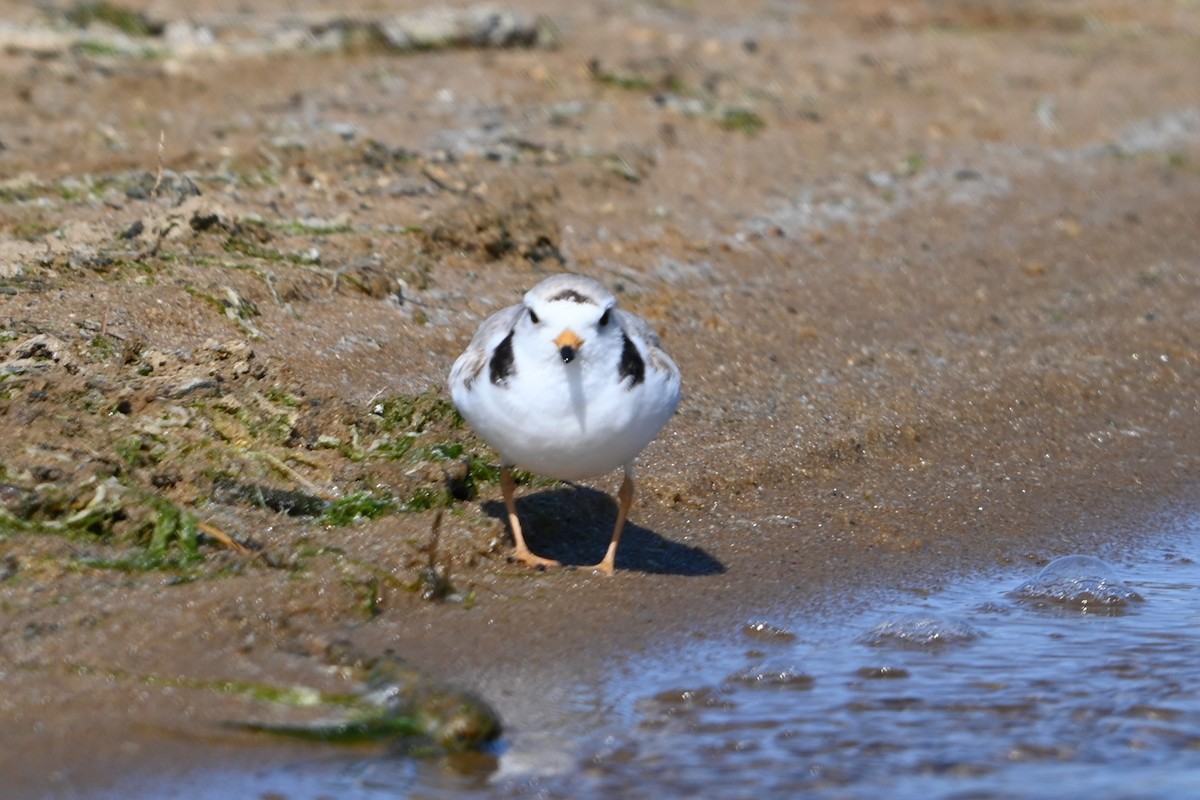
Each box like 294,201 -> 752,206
587,469 -> 633,577
501,466 -> 560,570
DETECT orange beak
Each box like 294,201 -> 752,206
553,329 -> 583,363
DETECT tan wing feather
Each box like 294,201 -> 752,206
449,304 -> 523,391
615,308 -> 680,384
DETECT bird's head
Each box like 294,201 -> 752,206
520,275 -> 621,365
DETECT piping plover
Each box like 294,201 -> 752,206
449,274 -> 681,575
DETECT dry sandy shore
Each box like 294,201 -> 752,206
1,1 -> 1198,796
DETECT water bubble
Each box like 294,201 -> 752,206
742,621 -> 798,642
855,666 -> 910,680
725,661 -> 815,691
1009,555 -> 1143,610
645,687 -> 725,709
857,613 -> 982,648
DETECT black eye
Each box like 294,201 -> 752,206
599,308 -> 611,327
528,308 -> 539,324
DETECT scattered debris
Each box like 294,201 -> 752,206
374,5 -> 553,51
230,651 -> 502,752
420,180 -> 564,264
0,4 -> 557,62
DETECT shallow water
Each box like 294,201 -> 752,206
120,514 -> 1200,799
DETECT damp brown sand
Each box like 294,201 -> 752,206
1,1 -> 1199,796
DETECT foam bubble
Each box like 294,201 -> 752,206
724,661 -> 815,691
1009,555 -> 1143,610
857,613 -> 982,648
742,621 -> 798,642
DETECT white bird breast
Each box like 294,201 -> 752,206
455,334 -> 679,481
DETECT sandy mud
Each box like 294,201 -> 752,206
1,1 -> 1198,795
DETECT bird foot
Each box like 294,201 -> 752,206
584,558 -> 616,577
509,548 -> 560,570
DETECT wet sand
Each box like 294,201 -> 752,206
1,1 -> 1198,796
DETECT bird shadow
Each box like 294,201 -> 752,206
481,484 -> 725,576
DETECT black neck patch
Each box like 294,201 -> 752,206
548,289 -> 595,304
489,330 -> 516,386
619,333 -> 645,387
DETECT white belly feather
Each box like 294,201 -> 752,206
454,349 -> 679,480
